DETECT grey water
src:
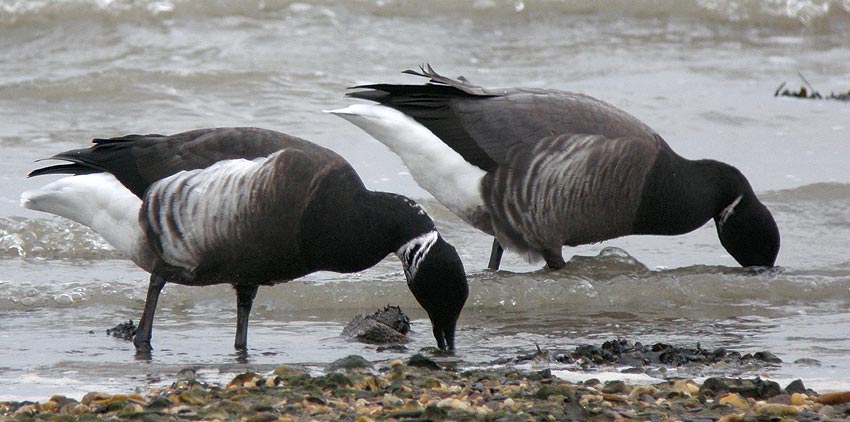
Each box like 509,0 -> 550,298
1,0 -> 850,401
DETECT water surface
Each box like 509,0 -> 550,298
1,0 -> 849,401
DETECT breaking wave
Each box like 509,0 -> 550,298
1,0 -> 848,28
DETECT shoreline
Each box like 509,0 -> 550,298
4,354 -> 850,421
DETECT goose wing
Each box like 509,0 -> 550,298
142,143 -> 352,283
348,65 -> 659,172
481,133 -> 664,255
28,127 -> 324,199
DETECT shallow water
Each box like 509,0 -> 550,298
2,0 -> 850,401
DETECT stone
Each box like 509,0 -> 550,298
718,393 -> 750,411
699,377 -> 781,399
601,380 -> 627,394
814,391 -> 850,405
328,355 -> 372,371
342,306 -> 410,344
756,403 -> 799,417
407,354 -> 441,370
784,379 -> 807,394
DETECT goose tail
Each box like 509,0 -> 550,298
21,173 -> 147,265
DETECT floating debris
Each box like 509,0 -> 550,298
775,72 -> 850,101
105,320 -> 136,340
502,338 -> 783,371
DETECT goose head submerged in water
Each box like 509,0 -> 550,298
22,127 -> 469,353
713,179 -> 781,268
330,65 -> 780,270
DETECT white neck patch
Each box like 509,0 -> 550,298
395,230 -> 439,281
718,195 -> 743,228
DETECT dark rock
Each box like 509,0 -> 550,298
752,351 -> 782,364
328,355 -> 372,371
342,306 -> 410,344
617,351 -> 648,367
146,396 -> 171,409
407,353 -> 441,370
370,305 -> 410,333
699,377 -> 782,399
785,379 -> 807,394
106,320 -> 136,340
553,353 -> 575,364
48,395 -> 78,407
321,372 -> 353,388
529,369 -> 553,380
305,396 -> 326,405
422,404 -> 448,419
533,385 -> 575,400
176,368 -> 197,381
583,378 -> 602,388
602,380 -> 628,394
377,344 -> 408,352
389,408 -> 425,418
793,357 -> 822,366
501,339 -> 789,379
245,413 -> 279,422
573,344 -> 613,363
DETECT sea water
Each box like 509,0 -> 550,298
1,0 -> 849,401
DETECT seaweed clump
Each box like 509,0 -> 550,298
342,305 -> 411,345
775,72 -> 849,101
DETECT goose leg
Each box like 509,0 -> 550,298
487,238 -> 504,270
543,249 -> 566,270
134,274 -> 167,354
234,284 -> 259,351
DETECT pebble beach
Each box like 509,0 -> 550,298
4,351 -> 850,422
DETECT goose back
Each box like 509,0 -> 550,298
349,68 -> 657,172
31,128 -> 325,199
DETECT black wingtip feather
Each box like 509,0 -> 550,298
345,88 -> 391,102
27,144 -> 120,178
92,133 -> 164,145
24,136 -> 136,178
27,163 -> 101,178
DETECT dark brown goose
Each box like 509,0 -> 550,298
330,66 -> 780,270
22,127 -> 468,353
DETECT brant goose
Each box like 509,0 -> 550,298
330,65 -> 780,270
21,127 -> 468,352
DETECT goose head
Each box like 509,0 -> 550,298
397,231 -> 468,351
715,194 -> 780,267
